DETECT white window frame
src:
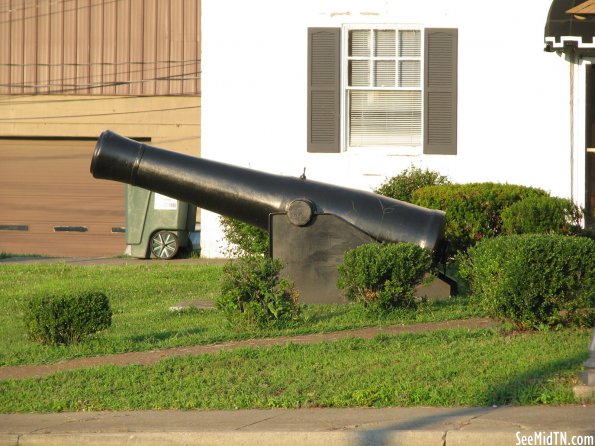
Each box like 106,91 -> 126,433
341,24 -> 424,155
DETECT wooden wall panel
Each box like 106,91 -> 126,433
63,1 -> 78,93
142,0 -> 158,96
0,3 -> 11,94
129,0 -> 144,95
183,0 -> 199,94
155,0 -> 171,96
115,0 -> 131,95
102,0 -> 117,95
89,0 -> 104,93
49,1 -> 64,93
76,0 -> 92,95
36,0 -> 51,94
22,2 -> 37,94
10,0 -> 24,94
169,0 -> 182,95
0,0 -> 200,96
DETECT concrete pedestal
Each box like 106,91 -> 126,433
573,327 -> 595,401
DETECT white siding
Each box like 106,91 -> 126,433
201,0 -> 575,257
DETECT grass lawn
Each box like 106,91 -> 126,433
0,263 -> 483,367
0,328 -> 590,412
0,262 -> 591,412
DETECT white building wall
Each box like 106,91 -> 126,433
201,0 -> 574,257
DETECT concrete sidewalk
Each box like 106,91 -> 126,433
1,406 -> 593,446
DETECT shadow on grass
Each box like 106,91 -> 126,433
302,305 -> 353,325
353,352 -> 588,446
127,327 -> 206,344
483,352 -> 588,405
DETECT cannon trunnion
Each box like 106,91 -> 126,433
91,130 -> 448,303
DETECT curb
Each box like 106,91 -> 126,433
1,426 -> 594,446
1,406 -> 594,446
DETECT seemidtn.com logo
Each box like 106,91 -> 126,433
515,432 -> 594,446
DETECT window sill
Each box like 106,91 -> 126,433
344,146 -> 422,157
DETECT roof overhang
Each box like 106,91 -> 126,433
567,0 -> 595,14
544,0 -> 595,56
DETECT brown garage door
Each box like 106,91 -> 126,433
0,139 -> 125,257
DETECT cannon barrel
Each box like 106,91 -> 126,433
91,130 -> 446,251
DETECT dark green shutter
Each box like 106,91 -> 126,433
307,28 -> 341,153
424,28 -> 458,155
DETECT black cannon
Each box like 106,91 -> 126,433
91,130 -> 450,303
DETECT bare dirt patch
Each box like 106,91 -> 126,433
0,317 -> 497,381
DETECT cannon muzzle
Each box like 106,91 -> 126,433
91,130 -> 445,252
92,130 -> 451,303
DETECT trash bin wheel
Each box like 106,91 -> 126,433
150,230 -> 179,260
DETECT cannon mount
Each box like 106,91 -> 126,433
91,130 -> 454,304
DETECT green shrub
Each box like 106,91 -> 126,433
219,216 -> 269,257
501,195 -> 583,235
375,166 -> 450,203
412,183 -> 548,253
337,243 -> 432,313
459,234 -> 594,329
24,291 -> 112,345
217,256 -> 300,328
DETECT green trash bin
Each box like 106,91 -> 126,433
125,185 -> 198,259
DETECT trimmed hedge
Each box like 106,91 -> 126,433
217,256 -> 300,328
337,242 -> 432,312
459,234 -> 595,329
412,183 -> 548,253
501,195 -> 582,235
24,291 -> 112,345
219,216 -> 269,257
375,166 -> 450,203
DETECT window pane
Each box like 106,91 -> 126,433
374,30 -> 395,57
348,60 -> 370,86
399,30 -> 420,57
399,61 -> 420,87
374,61 -> 395,87
349,30 -> 370,57
349,90 -> 421,146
